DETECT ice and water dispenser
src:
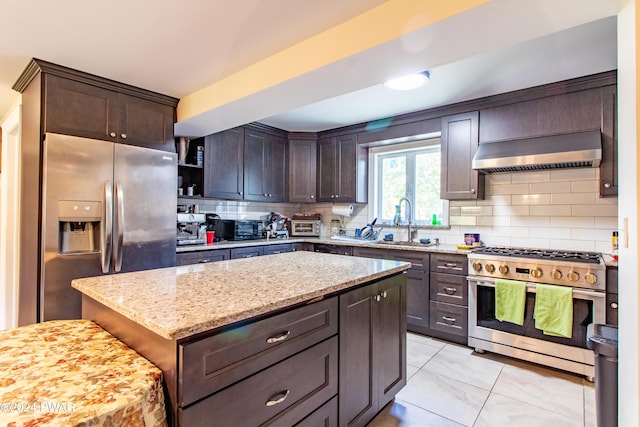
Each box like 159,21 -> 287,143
58,200 -> 102,254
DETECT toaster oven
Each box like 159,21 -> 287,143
290,219 -> 321,236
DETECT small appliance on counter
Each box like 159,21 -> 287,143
290,214 -> 321,237
205,213 -> 224,242
222,219 -> 264,241
263,212 -> 289,239
177,213 -> 206,246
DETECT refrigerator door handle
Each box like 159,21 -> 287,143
114,181 -> 125,272
101,181 -> 113,273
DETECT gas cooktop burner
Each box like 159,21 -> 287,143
472,246 -> 602,264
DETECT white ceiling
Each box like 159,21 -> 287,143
0,1 -> 619,136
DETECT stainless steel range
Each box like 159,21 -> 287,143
467,246 -> 606,378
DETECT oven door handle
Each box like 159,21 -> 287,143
468,278 -> 606,299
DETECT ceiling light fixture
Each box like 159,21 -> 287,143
384,71 -> 430,91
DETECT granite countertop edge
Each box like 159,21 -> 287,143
177,237 -> 470,255
73,253 -> 411,341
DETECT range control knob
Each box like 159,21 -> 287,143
585,273 -> 598,285
550,270 -> 562,280
485,264 -> 495,273
499,265 -> 509,275
531,268 -> 543,279
472,262 -> 483,273
567,271 -> 580,282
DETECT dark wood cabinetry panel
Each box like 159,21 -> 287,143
289,136 -> 317,202
317,133 -> 367,203
478,88 -> 602,143
243,127 -> 288,202
176,249 -> 230,266
263,243 -> 293,255
44,74 -> 175,151
203,128 -> 244,199
606,266 -> 618,325
230,246 -> 264,259
339,274 -> 406,427
45,74 -> 118,141
387,250 -> 430,330
296,396 -> 337,427
441,111 -> 484,200
600,85 -> 618,197
117,93 -> 175,151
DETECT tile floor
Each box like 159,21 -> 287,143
369,333 -> 596,427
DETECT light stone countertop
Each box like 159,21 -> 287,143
72,251 -> 410,341
177,236 -> 471,255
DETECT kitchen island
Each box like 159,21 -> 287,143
73,251 -> 411,427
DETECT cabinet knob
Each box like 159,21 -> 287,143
335,194 -> 339,198
381,291 -> 387,299
264,193 -> 268,197
268,194 -> 272,197
239,191 -> 243,195
310,195 -> 315,199
330,195 -> 335,198
611,302 -> 618,309
120,133 -> 127,139
604,182 -> 612,189
470,188 -> 476,194
109,131 -> 116,138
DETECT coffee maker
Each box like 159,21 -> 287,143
205,213 -> 224,242
176,213 -> 206,245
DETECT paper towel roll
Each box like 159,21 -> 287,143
332,204 -> 354,217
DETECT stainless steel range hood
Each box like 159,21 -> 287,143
472,130 -> 602,173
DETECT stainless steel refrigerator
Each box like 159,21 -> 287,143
39,133 -> 177,321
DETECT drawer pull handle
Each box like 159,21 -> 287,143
442,316 -> 457,325
265,390 -> 290,407
381,291 -> 388,298
198,259 -> 210,263
443,287 -> 457,295
445,263 -> 457,268
266,331 -> 290,344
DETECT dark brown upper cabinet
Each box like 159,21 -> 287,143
317,133 -> 367,203
288,134 -> 317,203
600,85 -> 617,197
441,111 -> 484,200
203,128 -> 245,200
243,128 -> 288,202
43,72 -> 176,152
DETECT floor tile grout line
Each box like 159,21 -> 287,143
470,362 -> 506,427
395,398 -> 467,427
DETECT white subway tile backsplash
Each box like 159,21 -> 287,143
477,216 -> 511,226
571,180 -> 599,193
510,171 -> 550,183
550,192 -> 596,205
529,181 -> 572,193
486,174 -> 512,185
493,226 -> 530,238
460,206 -> 492,216
511,237 -> 551,248
571,228 -> 615,242
595,216 -> 619,229
532,227 -> 572,239
511,216 -> 550,227
551,168 -> 597,181
572,204 -> 618,217
530,204 -> 571,216
449,216 -> 477,226
491,183 -> 530,195
550,216 -> 595,228
550,239 -> 596,251
449,207 -> 461,216
493,205 -> 530,216
512,194 -> 551,205
487,195 -> 512,206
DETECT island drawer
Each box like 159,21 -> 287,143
430,253 -> 468,275
179,296 -> 338,406
295,396 -> 337,426
429,301 -> 468,338
430,272 -> 468,306
176,249 -> 231,265
180,336 -> 338,426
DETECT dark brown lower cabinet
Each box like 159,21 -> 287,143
339,274 -> 407,427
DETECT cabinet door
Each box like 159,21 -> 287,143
600,85 -> 617,197
353,247 -> 388,259
204,128 -> 244,200
339,281 -> 378,427
263,244 -> 292,255
335,134 -> 357,202
375,277 -> 407,409
176,249 -> 230,266
244,129 -> 268,201
317,137 -> 337,201
265,133 -> 288,202
117,93 -> 175,152
289,138 -> 317,202
405,269 -> 429,328
441,111 -> 484,200
45,74 -> 118,142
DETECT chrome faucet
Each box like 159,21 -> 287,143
398,197 -> 418,242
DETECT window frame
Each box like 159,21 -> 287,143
369,138 -> 449,227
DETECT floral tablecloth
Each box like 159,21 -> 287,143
0,320 -> 166,426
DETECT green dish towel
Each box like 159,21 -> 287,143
494,279 -> 526,325
534,284 -> 573,338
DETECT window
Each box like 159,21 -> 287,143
371,139 -> 448,226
